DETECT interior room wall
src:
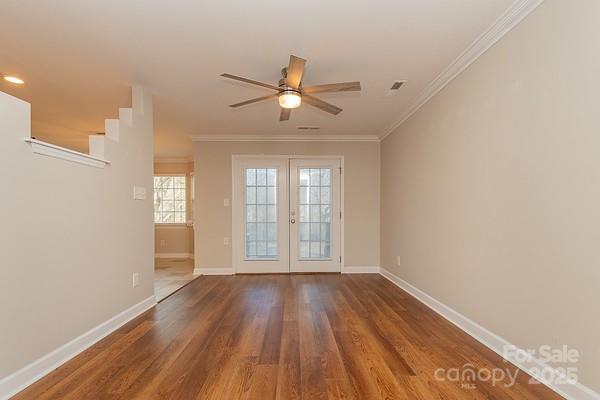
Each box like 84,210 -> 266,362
154,161 -> 195,258
380,0 -> 600,392
0,87 -> 154,384
193,140 -> 380,270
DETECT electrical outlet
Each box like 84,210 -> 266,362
223,198 -> 230,207
160,239 -> 166,247
396,256 -> 401,267
132,272 -> 140,288
223,237 -> 230,245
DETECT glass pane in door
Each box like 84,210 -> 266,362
298,168 -> 331,259
245,168 -> 278,259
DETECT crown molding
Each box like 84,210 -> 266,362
153,157 -> 193,163
190,134 -> 380,142
379,0 -> 545,141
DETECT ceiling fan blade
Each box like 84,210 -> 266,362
229,94 -> 277,108
286,55 -> 306,89
221,73 -> 281,91
302,81 -> 361,94
302,95 -> 342,115
280,108 -> 291,121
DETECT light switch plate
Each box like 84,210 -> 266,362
223,237 -> 230,245
133,186 -> 146,200
223,198 -> 230,207
132,272 -> 140,288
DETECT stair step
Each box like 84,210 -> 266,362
88,135 -> 105,159
105,119 -> 119,142
119,108 -> 133,126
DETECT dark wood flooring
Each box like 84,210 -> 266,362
12,274 -> 563,399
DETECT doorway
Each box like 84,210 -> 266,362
153,161 -> 197,301
232,156 -> 342,273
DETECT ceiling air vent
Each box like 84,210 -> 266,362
297,126 -> 320,130
385,80 -> 406,97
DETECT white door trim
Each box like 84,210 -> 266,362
232,157 -> 290,273
289,158 -> 342,273
231,155 -> 345,274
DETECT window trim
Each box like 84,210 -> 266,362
154,173 -> 187,225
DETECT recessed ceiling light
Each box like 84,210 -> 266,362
4,76 -> 25,85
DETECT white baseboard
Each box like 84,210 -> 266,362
379,267 -> 600,400
0,296 -> 156,400
155,252 -> 193,259
7,269 -> 596,400
193,267 -> 234,276
342,266 -> 381,274
192,266 -> 381,275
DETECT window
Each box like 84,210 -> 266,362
154,175 -> 186,223
298,168 -> 331,259
245,168 -> 278,259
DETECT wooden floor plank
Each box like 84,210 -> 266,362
11,274 -> 564,400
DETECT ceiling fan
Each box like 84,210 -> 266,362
221,55 -> 361,121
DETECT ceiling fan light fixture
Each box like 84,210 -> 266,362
221,55 -> 360,120
278,90 -> 301,109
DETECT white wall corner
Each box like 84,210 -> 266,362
0,296 -> 156,400
132,85 -> 152,117
379,267 -> 600,400
88,135 -> 105,159
104,119 -> 120,142
193,267 -> 234,276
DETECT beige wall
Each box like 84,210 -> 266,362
381,0 -> 600,391
154,161 -> 194,257
194,141 -> 380,268
0,87 -> 154,380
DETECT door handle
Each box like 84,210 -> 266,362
290,218 -> 296,224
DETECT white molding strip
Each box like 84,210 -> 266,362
342,266 -> 381,274
379,268 -> 600,400
380,0 -> 545,140
193,267 -> 234,276
24,138 -> 110,168
191,134 -> 380,142
155,252 -> 194,259
0,296 -> 156,400
194,266 -> 381,275
153,157 -> 194,163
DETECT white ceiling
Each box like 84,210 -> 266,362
0,0 -> 514,158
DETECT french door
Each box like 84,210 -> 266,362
289,159 -> 341,272
232,157 -> 289,273
233,156 -> 341,273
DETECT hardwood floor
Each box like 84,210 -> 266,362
154,258 -> 196,301
13,274 -> 563,399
